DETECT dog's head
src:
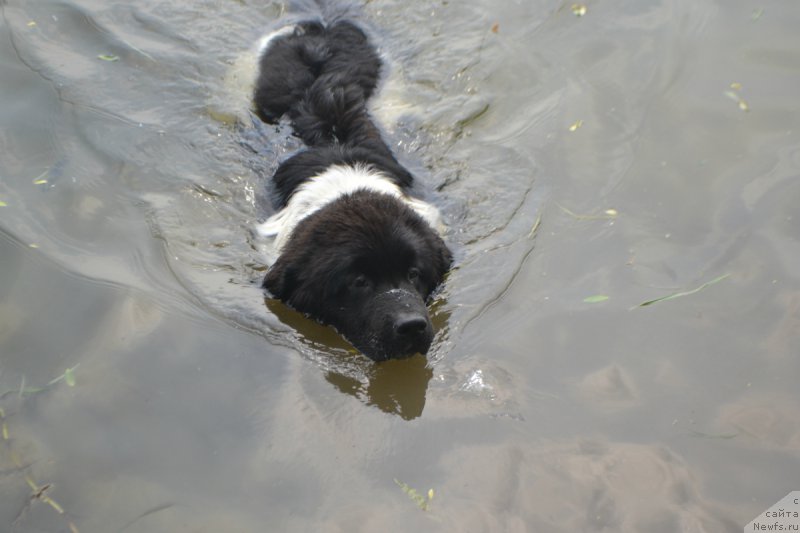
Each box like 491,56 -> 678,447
263,191 -> 451,361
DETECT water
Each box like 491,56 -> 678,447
1,0 -> 798,531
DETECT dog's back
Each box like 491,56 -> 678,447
254,21 -> 380,127
253,21 -> 415,206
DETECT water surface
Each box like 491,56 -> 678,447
1,0 -> 799,531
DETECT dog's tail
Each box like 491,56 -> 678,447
253,20 -> 383,147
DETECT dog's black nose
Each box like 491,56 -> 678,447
394,313 -> 429,337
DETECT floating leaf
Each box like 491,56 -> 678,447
97,54 -> 119,62
28,243 -> 39,249
64,367 -> 76,387
689,430 -> 738,439
1,365 -> 81,398
27,20 -> 37,27
584,295 -> 609,303
32,170 -> 49,184
0,201 -> 7,207
48,364 -> 80,387
555,202 -> 616,221
44,495 -> 65,514
2,422 -> 8,441
571,4 -> 587,16
394,479 -> 432,511
491,22 -> 499,33
730,82 -> 742,91
528,213 -> 543,238
751,8 -> 764,21
724,90 -> 749,112
637,274 -> 730,308
568,119 -> 583,132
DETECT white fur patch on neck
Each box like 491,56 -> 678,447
256,164 -> 444,251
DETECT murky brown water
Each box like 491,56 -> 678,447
1,0 -> 799,531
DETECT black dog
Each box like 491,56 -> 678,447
253,20 -> 452,361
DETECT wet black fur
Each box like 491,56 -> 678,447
255,21 -> 413,204
254,20 -> 452,361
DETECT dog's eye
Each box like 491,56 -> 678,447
408,267 -> 421,282
352,275 -> 369,289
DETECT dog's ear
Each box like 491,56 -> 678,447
432,238 -> 453,280
421,237 -> 452,299
263,258 -> 297,300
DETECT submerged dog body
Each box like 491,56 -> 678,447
253,20 -> 452,361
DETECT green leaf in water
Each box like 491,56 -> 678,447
31,169 -> 49,185
571,4 -> 587,16
527,213 -> 543,238
555,202 -> 617,221
64,367 -> 76,387
97,54 -> 119,62
689,430 -> 738,439
583,295 -> 609,303
394,479 -> 433,511
46,364 -> 80,387
637,274 -> 730,308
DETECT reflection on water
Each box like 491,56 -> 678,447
2,0 -> 800,530
325,357 -> 433,421
266,297 -> 445,420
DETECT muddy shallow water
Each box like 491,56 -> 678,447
1,0 -> 799,531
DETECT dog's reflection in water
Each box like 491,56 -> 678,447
265,297 -> 450,420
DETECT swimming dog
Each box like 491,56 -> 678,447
254,20 -> 451,361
